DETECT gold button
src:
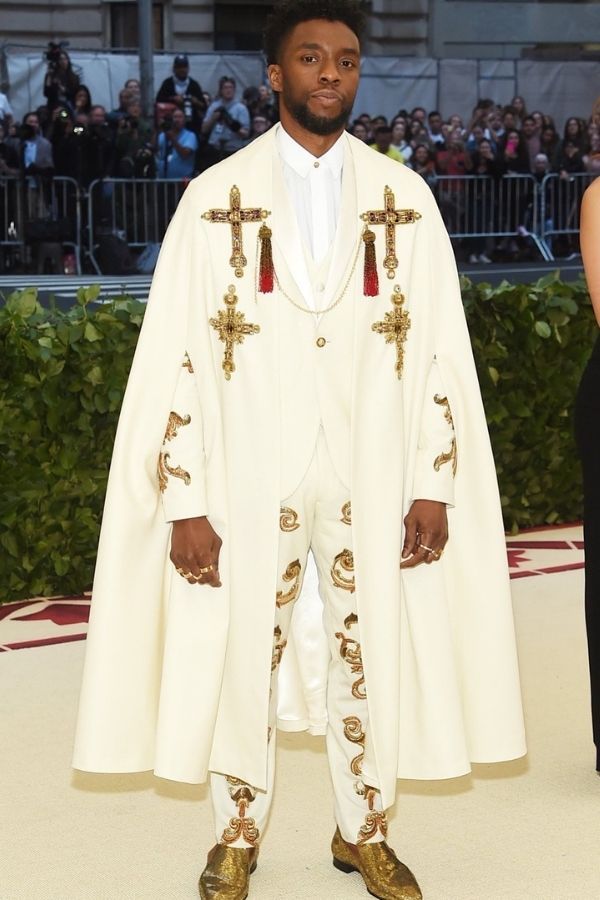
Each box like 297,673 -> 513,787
316,337 -> 326,348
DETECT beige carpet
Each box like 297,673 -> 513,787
1,565 -> 599,899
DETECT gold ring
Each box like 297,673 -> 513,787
418,543 -> 435,554
198,564 -> 215,574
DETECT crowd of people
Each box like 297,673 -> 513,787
0,47 -> 598,267
0,51 -> 278,185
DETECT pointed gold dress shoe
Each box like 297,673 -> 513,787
198,843 -> 258,899
331,827 -> 422,900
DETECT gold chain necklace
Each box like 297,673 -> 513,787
254,233 -> 363,315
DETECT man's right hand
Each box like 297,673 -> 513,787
170,516 -> 222,588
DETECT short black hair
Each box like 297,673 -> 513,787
264,0 -> 366,66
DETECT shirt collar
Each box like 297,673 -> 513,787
277,123 -> 345,179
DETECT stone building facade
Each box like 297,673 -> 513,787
0,1 -> 429,55
0,0 -> 598,60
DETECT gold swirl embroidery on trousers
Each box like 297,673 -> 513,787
343,715 -> 366,778
357,787 -> 388,845
331,549 -> 355,593
182,351 -> 194,373
335,618 -> 366,700
271,625 -> 287,672
221,777 -> 260,846
372,285 -> 411,380
209,285 -> 260,380
275,559 -> 302,607
279,507 -> 300,532
433,394 -> 458,476
340,501 -> 352,526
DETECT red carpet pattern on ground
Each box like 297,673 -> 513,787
0,525 -> 584,653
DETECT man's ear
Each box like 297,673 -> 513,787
268,64 -> 283,94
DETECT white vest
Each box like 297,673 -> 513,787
275,149 -> 358,500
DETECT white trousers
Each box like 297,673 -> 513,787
210,430 -> 388,847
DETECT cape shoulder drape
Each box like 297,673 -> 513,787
73,128 -> 526,808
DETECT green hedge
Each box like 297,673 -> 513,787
0,274 -> 594,602
461,271 -> 593,533
0,286 -> 145,602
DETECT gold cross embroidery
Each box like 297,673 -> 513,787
372,285 -> 411,379
360,185 -> 421,280
209,285 -> 260,380
202,185 -> 270,278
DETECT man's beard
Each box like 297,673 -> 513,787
285,95 -> 352,136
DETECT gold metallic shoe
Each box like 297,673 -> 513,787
198,843 -> 259,900
331,827 -> 422,900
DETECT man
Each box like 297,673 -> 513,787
18,111 -> 54,218
73,2 -> 526,899
370,124 -> 404,162
521,115 -> 541,172
154,107 -> 197,179
201,75 -> 250,163
19,111 -> 54,173
427,110 -> 446,148
107,87 -> 135,129
156,54 -> 207,134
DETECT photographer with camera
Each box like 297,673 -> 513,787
153,107 -> 197,179
155,55 -> 207,134
43,44 -> 80,113
201,76 -> 250,165
115,100 -> 154,178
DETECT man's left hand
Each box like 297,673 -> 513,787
400,499 -> 448,569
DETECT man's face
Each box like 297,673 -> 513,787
220,81 -> 235,101
174,65 -> 188,81
268,18 -> 360,137
89,107 -> 106,126
25,115 -> 39,134
172,109 -> 186,130
522,119 -> 535,138
429,113 -> 442,134
375,131 -> 391,153
253,116 -> 269,134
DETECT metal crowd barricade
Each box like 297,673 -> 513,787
0,176 -> 25,270
539,172 -> 597,259
87,177 -> 188,274
0,175 -> 82,274
48,176 -> 83,274
433,173 -> 552,261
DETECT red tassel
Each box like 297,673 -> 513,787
362,226 -> 379,297
258,224 -> 274,293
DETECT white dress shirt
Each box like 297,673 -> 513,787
277,125 -> 344,265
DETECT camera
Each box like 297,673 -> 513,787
215,107 -> 241,133
160,115 -> 173,132
45,41 -> 64,69
134,146 -> 156,179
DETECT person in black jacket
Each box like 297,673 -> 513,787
155,55 -> 207,135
